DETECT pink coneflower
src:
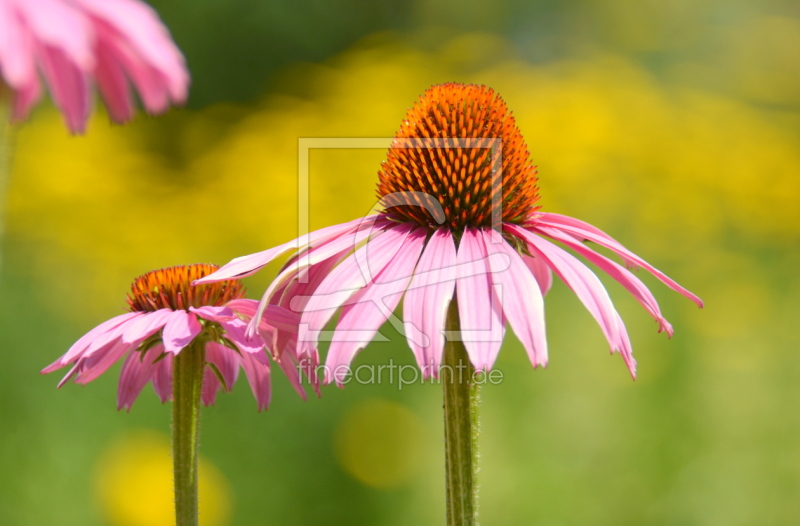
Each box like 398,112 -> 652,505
199,83 -> 702,384
0,0 -> 188,133
43,264 -> 310,411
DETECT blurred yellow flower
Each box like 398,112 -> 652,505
334,398 -> 430,488
7,32 -> 799,324
94,429 -> 232,526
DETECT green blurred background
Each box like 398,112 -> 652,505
2,0 -> 799,524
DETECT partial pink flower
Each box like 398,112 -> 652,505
0,0 -> 188,133
198,83 -> 703,385
43,264 -> 313,411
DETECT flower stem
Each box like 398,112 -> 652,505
442,301 -> 480,526
172,338 -> 206,526
0,93 -> 12,274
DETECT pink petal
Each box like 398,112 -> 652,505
480,228 -> 548,368
201,365 -> 221,406
120,308 -> 172,344
190,305 -> 236,323
43,311 -> 140,372
240,351 -> 272,412
16,0 -> 94,70
507,224 -> 630,360
162,310 -> 202,354
299,224 -> 412,361
94,37 -> 132,122
117,344 -> 163,411
522,253 -> 553,296
151,346 -> 172,402
456,227 -> 505,372
536,213 -> 703,307
0,2 -> 37,87
36,44 -> 91,133
274,351 -> 309,401
326,227 -> 426,385
537,225 -> 674,336
205,341 -> 240,391
221,317 -> 266,355
74,0 -> 188,100
195,215 -> 379,284
403,228 -> 457,379
11,77 -> 42,122
73,338 -> 132,385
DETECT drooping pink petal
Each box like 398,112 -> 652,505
222,301 -> 299,335
117,344 -> 163,411
537,225 -> 674,336
220,317 -> 266,355
507,223 -> 630,360
613,311 -> 637,378
161,310 -> 202,354
200,365 -> 220,406
73,338 -> 133,385
151,346 -> 172,402
36,44 -> 91,132
522,253 -> 553,296
94,37 -> 133,122
120,308 -> 173,344
42,311 -> 140,372
403,227 -> 457,379
74,0 -> 188,100
205,341 -> 240,391
274,351 -> 309,401
0,2 -> 38,88
16,0 -> 94,70
189,305 -> 236,323
326,227 -> 427,385
11,77 -> 42,122
239,351 -> 271,412
535,213 -> 703,307
480,228 -> 548,368
456,227 -> 505,372
196,215 -> 380,284
299,224 -> 412,360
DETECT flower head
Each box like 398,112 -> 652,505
199,83 -> 703,385
0,0 -> 188,133
43,264 -> 312,411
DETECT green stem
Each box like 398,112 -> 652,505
443,301 -> 480,526
172,338 -> 206,526
0,93 -> 12,274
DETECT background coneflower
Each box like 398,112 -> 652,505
43,264 -> 312,526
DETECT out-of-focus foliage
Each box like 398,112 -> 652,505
2,1 -> 799,525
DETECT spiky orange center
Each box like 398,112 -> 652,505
127,264 -> 245,312
376,83 -> 540,230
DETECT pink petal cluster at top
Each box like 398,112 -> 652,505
0,0 -> 188,133
197,212 -> 703,385
43,299 -> 309,411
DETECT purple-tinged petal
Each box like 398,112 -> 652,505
117,345 -> 162,411
507,224 -> 629,359
190,305 -> 236,323
404,228 -> 458,379
16,0 -> 94,69
36,44 -> 91,133
74,338 -> 132,385
221,317 -> 265,355
43,312 -> 141,372
240,351 -> 271,412
93,36 -> 132,122
522,253 -> 553,297
299,224 -> 412,360
537,225 -> 674,336
201,365 -> 221,406
151,346 -> 172,402
456,227 -> 505,372
326,228 -> 426,385
205,341 -> 239,391
480,228 -> 548,368
196,215 -> 379,284
162,310 -> 202,354
535,213 -> 703,307
120,308 -> 172,344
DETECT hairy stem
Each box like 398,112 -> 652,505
172,338 -> 206,526
442,301 -> 480,526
